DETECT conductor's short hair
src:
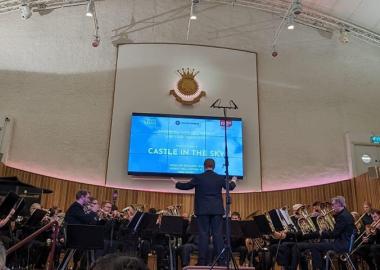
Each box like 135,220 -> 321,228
204,159 -> 215,169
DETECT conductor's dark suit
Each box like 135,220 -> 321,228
175,170 -> 236,265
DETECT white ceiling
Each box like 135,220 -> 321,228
302,0 -> 380,33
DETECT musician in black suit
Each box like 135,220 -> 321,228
293,196 -> 355,270
173,158 -> 237,266
64,190 -> 97,225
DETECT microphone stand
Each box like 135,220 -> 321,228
210,99 -> 239,270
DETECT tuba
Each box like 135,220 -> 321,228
317,209 -> 335,231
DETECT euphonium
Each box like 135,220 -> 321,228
298,208 -> 317,234
167,204 -> 181,216
317,209 -> 335,231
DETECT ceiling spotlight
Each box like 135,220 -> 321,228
287,15 -> 295,30
190,0 -> 199,20
86,0 -> 94,17
20,0 -> 32,20
339,28 -> 349,43
291,0 -> 302,15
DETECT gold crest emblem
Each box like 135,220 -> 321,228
170,68 -> 206,105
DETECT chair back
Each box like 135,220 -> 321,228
348,230 -> 356,253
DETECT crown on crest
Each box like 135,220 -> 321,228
177,68 -> 199,79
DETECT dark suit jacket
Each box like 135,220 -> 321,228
321,208 -> 356,252
175,170 -> 236,216
64,201 -> 97,225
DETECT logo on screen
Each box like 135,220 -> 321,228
220,120 -> 232,127
175,121 -> 180,125
169,68 -> 206,105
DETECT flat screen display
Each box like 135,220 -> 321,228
127,113 -> 244,178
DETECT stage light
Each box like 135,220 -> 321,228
287,15 -> 295,30
339,28 -> 349,43
190,0 -> 199,20
86,0 -> 94,17
291,0 -> 302,15
20,0 -> 32,20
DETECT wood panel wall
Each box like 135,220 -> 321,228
1,163 -> 379,217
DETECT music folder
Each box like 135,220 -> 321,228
268,209 -> 285,231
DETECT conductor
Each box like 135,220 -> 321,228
173,158 -> 237,266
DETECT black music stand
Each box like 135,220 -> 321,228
136,213 -> 158,235
127,211 -> 144,233
160,216 -> 184,270
254,215 -> 273,235
58,224 -> 105,270
26,209 -> 48,226
242,219 -> 271,269
210,99 -> 239,270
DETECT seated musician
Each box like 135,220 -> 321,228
272,204 -> 312,270
294,196 -> 355,270
179,233 -> 213,267
230,211 -> 248,266
362,201 -> 373,226
354,208 -> 380,269
311,201 -> 322,218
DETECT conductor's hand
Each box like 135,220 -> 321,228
231,176 -> 237,184
170,177 -> 178,184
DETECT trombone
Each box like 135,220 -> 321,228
351,218 -> 380,254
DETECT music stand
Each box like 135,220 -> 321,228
137,213 -> 158,235
254,215 -> 273,235
26,209 -> 48,226
223,219 -> 243,239
240,220 -> 261,239
126,211 -> 144,233
160,216 -> 184,235
210,99 -> 239,270
160,216 -> 185,270
241,219 -> 270,268
58,225 -> 105,270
